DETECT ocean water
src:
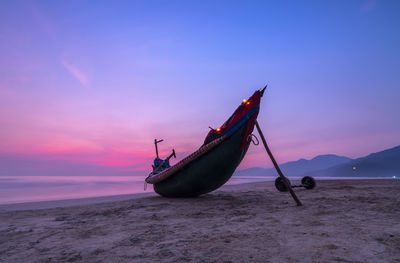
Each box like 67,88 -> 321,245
0,175 -> 392,205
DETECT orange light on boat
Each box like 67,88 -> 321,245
246,101 -> 250,105
216,128 -> 221,132
242,99 -> 246,104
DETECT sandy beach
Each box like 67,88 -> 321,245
0,179 -> 399,263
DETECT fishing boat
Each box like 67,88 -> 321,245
145,88 -> 265,197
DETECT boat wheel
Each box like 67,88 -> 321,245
275,177 -> 290,192
301,176 -> 316,189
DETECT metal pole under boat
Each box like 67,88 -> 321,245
255,120 -> 303,206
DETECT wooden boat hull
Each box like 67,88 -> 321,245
154,123 -> 251,197
148,88 -> 265,197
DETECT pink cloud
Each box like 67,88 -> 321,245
61,59 -> 90,88
39,139 -> 103,155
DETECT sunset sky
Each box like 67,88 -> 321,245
0,0 -> 399,177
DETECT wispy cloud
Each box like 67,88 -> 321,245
360,0 -> 378,13
61,59 -> 90,88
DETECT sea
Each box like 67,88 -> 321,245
0,175 -> 395,205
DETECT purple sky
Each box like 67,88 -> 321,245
0,0 -> 399,177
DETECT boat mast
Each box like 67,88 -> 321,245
154,139 -> 164,159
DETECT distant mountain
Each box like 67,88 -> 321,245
235,145 -> 400,178
306,145 -> 400,177
279,154 -> 352,176
235,154 -> 351,177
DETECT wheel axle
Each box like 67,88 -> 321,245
275,176 -> 316,192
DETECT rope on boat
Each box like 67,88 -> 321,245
248,133 -> 259,146
145,135 -> 227,184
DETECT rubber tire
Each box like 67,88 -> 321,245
301,176 -> 316,189
275,177 -> 290,192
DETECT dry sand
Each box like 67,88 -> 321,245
0,179 -> 399,263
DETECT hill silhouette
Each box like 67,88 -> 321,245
235,145 -> 400,178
